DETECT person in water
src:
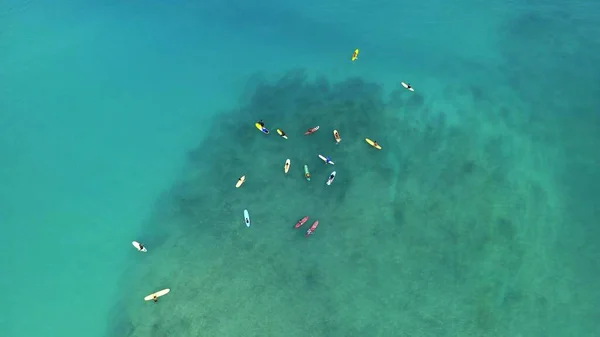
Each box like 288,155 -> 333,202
257,120 -> 265,127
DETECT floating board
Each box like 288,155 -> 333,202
365,138 -> 382,150
255,122 -> 270,134
401,82 -> 414,92
304,126 -> 320,135
284,159 -> 290,174
132,241 -> 147,252
236,175 -> 246,188
144,288 -> 170,301
318,154 -> 335,165
333,130 -> 341,143
304,165 -> 311,181
244,209 -> 250,227
351,49 -> 359,62
326,171 -> 336,186
295,216 -> 309,229
305,220 -> 319,237
276,129 -> 288,139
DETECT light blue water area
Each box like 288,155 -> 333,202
1,1 -> 599,337
0,1 -> 225,336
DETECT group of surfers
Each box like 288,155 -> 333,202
257,119 -> 379,151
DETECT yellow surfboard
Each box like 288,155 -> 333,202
365,138 -> 382,150
351,49 -> 359,62
236,175 -> 246,188
255,122 -> 269,134
144,288 -> 170,301
276,128 -> 288,139
284,159 -> 290,174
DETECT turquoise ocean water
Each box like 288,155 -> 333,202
1,1 -> 599,336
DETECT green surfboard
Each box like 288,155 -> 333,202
304,165 -> 311,181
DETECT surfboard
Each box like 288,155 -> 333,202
401,82 -> 414,92
365,138 -> 382,150
304,164 -> 311,181
144,288 -> 170,301
318,154 -> 335,165
284,159 -> 290,174
255,122 -> 270,134
132,241 -> 147,252
333,130 -> 341,144
236,175 -> 246,188
276,129 -> 288,139
244,209 -> 250,227
326,171 -> 336,186
304,126 -> 319,135
351,49 -> 359,62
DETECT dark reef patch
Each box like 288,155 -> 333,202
108,69 -> 556,337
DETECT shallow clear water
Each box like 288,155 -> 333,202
1,1 -> 599,336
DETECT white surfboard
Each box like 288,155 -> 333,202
132,241 -> 147,252
326,171 -> 336,186
401,82 -> 414,92
244,209 -> 250,227
144,288 -> 170,301
318,154 -> 335,165
236,175 -> 246,188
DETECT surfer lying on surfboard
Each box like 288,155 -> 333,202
304,126 -> 319,135
276,128 -> 288,139
304,165 -> 311,181
305,220 -> 319,237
